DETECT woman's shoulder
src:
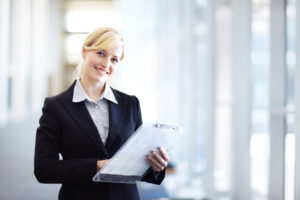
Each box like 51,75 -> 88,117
110,87 -> 140,103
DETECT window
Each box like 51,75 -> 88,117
285,0 -> 296,199
250,1 -> 270,199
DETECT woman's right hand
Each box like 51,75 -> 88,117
97,159 -> 110,172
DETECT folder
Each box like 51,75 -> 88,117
93,122 -> 183,184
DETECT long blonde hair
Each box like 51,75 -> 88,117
74,27 -> 124,79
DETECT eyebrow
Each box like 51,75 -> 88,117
102,50 -> 120,59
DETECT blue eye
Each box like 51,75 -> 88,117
97,51 -> 104,56
112,58 -> 119,64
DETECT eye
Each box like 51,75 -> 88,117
97,51 -> 105,56
111,58 -> 119,64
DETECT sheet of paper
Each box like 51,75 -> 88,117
93,123 -> 183,182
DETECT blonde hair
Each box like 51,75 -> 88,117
74,27 -> 124,79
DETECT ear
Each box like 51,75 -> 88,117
81,47 -> 86,59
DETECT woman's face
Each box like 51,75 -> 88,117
81,46 -> 122,84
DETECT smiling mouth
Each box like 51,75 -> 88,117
94,66 -> 109,75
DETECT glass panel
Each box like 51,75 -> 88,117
285,1 -> 296,199
214,105 -> 232,198
286,0 -> 296,108
251,109 -> 269,200
65,33 -> 87,64
214,3 -> 234,198
7,76 -> 12,111
8,0 -> 13,65
65,10 -> 122,33
285,113 -> 295,200
251,0 -> 270,199
192,0 -> 209,198
64,1 -> 122,33
251,2 -> 270,108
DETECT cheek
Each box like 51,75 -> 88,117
85,58 -> 98,70
84,62 -> 93,72
110,66 -> 117,74
83,61 -> 95,75
89,57 -> 98,66
87,55 -> 100,65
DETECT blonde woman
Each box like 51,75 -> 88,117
34,27 -> 169,200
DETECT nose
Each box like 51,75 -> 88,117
101,58 -> 110,69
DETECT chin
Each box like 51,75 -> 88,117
94,77 -> 107,84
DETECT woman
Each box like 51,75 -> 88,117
34,27 -> 169,200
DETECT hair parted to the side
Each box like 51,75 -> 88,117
74,27 -> 124,79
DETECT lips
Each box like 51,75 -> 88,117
94,66 -> 109,75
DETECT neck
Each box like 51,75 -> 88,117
80,76 -> 105,102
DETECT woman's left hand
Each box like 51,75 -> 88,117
146,147 -> 170,172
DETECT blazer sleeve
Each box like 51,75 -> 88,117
133,95 -> 142,131
34,98 -> 97,184
133,96 -> 166,185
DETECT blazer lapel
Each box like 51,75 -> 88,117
61,82 -> 108,157
105,91 -> 127,152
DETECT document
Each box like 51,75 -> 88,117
93,122 -> 183,184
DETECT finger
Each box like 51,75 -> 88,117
146,156 -> 161,172
147,160 -> 161,172
147,154 -> 162,169
148,159 -> 164,172
146,155 -> 164,172
158,147 -> 170,162
152,151 -> 168,167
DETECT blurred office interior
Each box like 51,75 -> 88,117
0,0 -> 300,199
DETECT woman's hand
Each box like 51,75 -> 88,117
146,147 -> 169,172
97,159 -> 110,172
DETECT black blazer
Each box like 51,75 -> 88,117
34,81 -> 165,200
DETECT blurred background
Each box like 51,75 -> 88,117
0,0 -> 300,199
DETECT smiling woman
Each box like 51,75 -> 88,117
74,28 -> 124,78
73,28 -> 124,101
34,27 -> 170,200
81,47 -> 122,88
